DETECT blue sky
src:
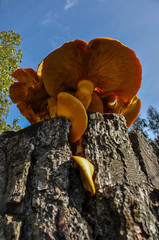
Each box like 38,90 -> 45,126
0,0 -> 159,129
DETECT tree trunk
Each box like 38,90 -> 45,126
0,113 -> 158,240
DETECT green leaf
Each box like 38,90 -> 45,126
0,30 -> 23,134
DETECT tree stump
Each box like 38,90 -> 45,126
0,113 -> 158,240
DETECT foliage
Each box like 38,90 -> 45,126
0,30 -> 23,133
147,106 -> 159,157
129,114 -> 148,137
130,106 -> 159,157
147,106 -> 159,136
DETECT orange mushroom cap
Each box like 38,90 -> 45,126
39,37 -> 142,104
9,68 -> 50,123
10,68 -> 39,104
87,38 -> 142,101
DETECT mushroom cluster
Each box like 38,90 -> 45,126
9,37 -> 142,195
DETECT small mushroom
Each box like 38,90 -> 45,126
95,92 -> 141,127
9,68 -> 50,123
56,92 -> 88,142
10,68 -> 39,104
119,96 -> 141,128
71,156 -> 95,195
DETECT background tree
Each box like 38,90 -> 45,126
129,114 -> 148,137
147,106 -> 159,157
147,106 -> 159,136
130,106 -> 159,157
0,30 -> 23,133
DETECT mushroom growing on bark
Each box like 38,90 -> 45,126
72,156 -> 96,196
9,37 -> 142,195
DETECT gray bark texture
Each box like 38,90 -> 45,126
0,112 -> 158,240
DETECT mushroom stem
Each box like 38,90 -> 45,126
47,97 -> 57,118
87,92 -> 104,113
75,137 -> 85,157
75,80 -> 94,109
56,92 -> 88,142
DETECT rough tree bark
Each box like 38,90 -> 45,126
0,113 -> 158,240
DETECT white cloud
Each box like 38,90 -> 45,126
64,0 -> 77,10
41,11 -> 53,25
40,12 -> 70,40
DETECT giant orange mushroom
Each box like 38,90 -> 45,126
9,37 -> 142,195
38,37 -> 142,128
